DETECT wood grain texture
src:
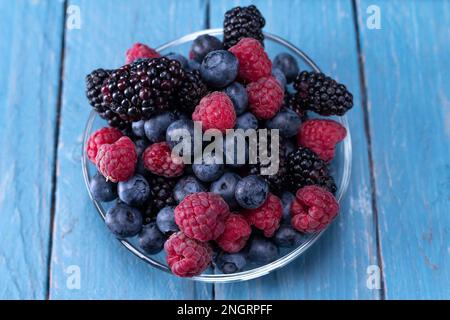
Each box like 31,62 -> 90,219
0,0 -> 65,299
211,0 -> 380,299
48,0 -> 213,299
356,0 -> 450,299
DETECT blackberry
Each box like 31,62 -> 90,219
285,93 -> 308,122
223,5 -> 266,49
101,57 -> 185,122
248,131 -> 287,195
176,70 -> 208,114
286,147 -> 337,194
86,69 -> 131,130
292,71 -> 353,116
142,175 -> 177,223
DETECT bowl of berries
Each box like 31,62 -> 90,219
82,5 -> 353,282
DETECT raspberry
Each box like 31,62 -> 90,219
96,136 -> 137,182
298,119 -> 347,162
228,38 -> 271,83
243,194 -> 282,237
192,92 -> 236,132
216,214 -> 251,253
125,43 -> 161,64
247,76 -> 284,119
174,192 -> 230,242
165,232 -> 212,277
142,142 -> 185,178
290,185 -> 339,233
86,127 -> 123,164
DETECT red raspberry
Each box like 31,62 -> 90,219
290,185 -> 339,233
298,119 -> 347,162
192,92 -> 236,133
247,76 -> 284,119
228,38 -> 272,83
243,194 -> 282,237
142,142 -> 185,178
96,136 -> 137,182
174,192 -> 230,242
86,127 -> 123,164
216,214 -> 251,253
125,43 -> 161,64
165,232 -> 212,277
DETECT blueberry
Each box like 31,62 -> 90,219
90,173 -> 117,202
166,119 -> 195,156
223,133 -> 248,168
273,53 -> 300,83
118,174 -> 150,207
138,222 -> 165,254
187,59 -> 201,71
200,50 -> 238,88
217,252 -> 247,274
266,108 -> 301,138
105,203 -> 142,238
145,111 -> 178,143
235,112 -> 259,130
210,172 -> 241,208
173,175 -> 207,203
272,67 -> 287,89
165,52 -> 188,69
273,225 -> 306,248
190,34 -> 223,62
156,206 -> 179,235
192,153 -> 224,182
248,236 -> 279,264
134,139 -> 149,157
131,120 -> 146,138
235,175 -> 269,209
280,191 -> 295,224
223,82 -> 248,115
284,139 -> 296,157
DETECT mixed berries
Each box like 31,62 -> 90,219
85,5 -> 353,277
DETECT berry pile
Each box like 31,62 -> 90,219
85,5 -> 353,278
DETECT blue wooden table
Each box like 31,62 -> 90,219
0,0 -> 449,300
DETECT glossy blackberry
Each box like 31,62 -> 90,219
142,175 -> 177,222
293,71 -> 353,116
223,5 -> 266,49
285,93 -> 308,121
176,70 -> 208,114
248,131 -> 287,195
101,58 -> 185,122
286,147 -> 337,194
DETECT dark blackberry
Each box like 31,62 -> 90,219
101,57 -> 185,122
223,5 -> 266,49
292,71 -> 353,116
176,70 -> 208,114
285,93 -> 308,122
85,69 -> 130,129
286,147 -> 337,194
142,175 -> 177,223
248,131 -> 287,195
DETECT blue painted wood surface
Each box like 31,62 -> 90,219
0,0 -> 448,299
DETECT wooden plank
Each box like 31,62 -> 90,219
0,0 -> 65,299
49,0 -> 212,299
210,0 -> 380,299
356,0 -> 450,299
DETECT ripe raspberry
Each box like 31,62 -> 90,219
174,192 -> 230,242
243,194 -> 282,237
142,142 -> 185,178
165,232 -> 212,277
298,119 -> 347,162
86,127 -> 123,164
228,38 -> 271,83
125,43 -> 161,64
247,76 -> 284,119
216,214 -> 251,253
96,136 -> 137,182
192,92 -> 236,132
290,185 -> 339,233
